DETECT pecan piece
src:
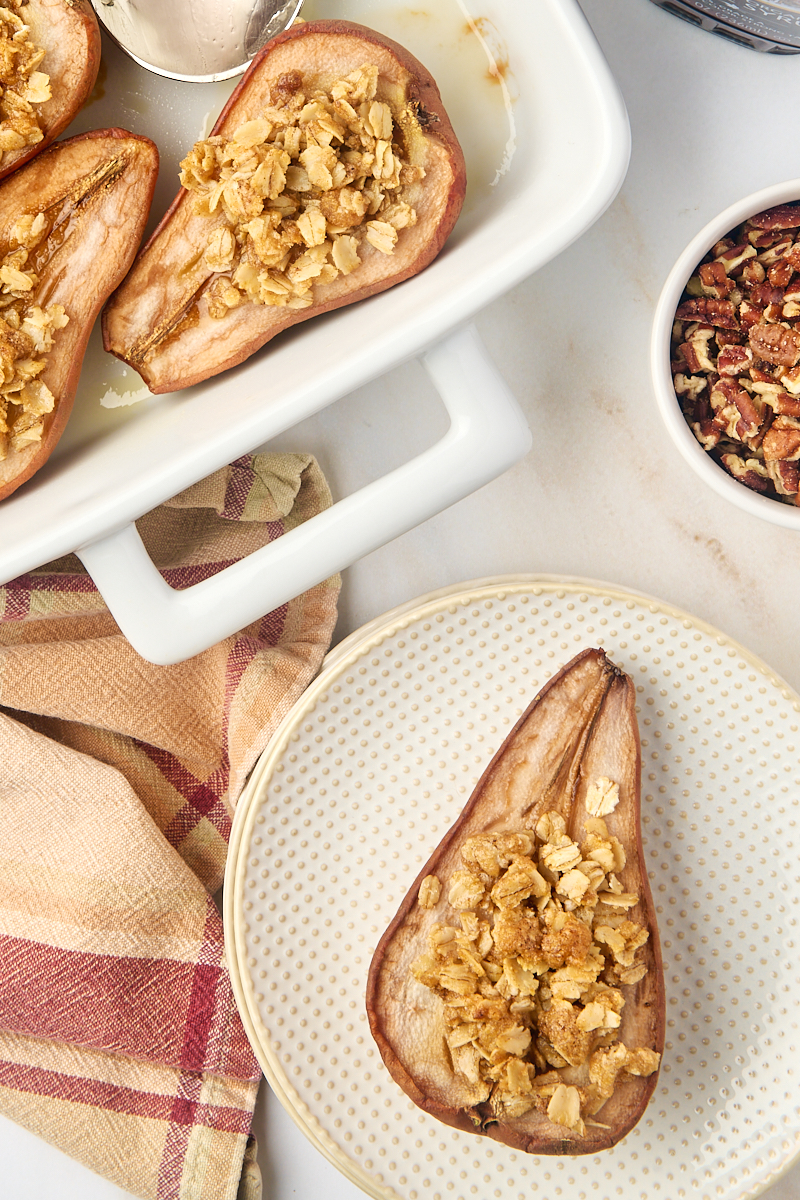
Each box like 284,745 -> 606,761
715,242 -> 756,275
777,363 -> 800,395
748,321 -> 800,368
711,237 -> 735,258
767,459 -> 800,496
678,325 -> 715,373
698,260 -> 734,298
673,372 -> 707,401
748,204 -> 800,231
710,377 -> 762,440
738,299 -> 764,331
765,389 -> 800,418
762,415 -> 800,461
749,282 -> 785,308
741,259 -> 766,287
674,297 -> 737,328
715,327 -> 744,347
719,453 -> 770,492
691,419 -> 720,450
756,237 -> 793,267
769,259 -> 793,289
747,228 -> 788,249
717,344 -> 753,376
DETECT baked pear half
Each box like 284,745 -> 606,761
366,648 -> 665,1155
0,130 -> 159,500
102,18 -> 467,393
0,0 -> 101,181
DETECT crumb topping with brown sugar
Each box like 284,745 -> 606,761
179,63 -> 425,318
411,787 -> 660,1136
0,1 -> 50,158
0,211 -> 68,460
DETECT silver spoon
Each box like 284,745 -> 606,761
89,0 -> 305,83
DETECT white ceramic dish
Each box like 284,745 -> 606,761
651,178 -> 800,529
0,0 -> 629,664
224,574 -> 800,1200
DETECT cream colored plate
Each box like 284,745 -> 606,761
224,576 -> 800,1200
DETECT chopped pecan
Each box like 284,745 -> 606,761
747,228 -> 788,249
748,321 -> 800,367
715,242 -> 756,275
749,282 -> 785,308
698,260 -> 734,298
767,459 -> 800,495
674,201 -> 800,505
679,325 -> 716,373
747,203 -> 800,231
673,372 -> 707,400
762,415 -> 800,461
720,453 -> 770,492
715,327 -> 744,346
741,259 -> 766,287
692,419 -> 721,450
763,388 -> 800,418
717,344 -> 753,376
711,237 -> 735,258
769,259 -> 794,288
675,297 -> 737,328
756,237 -> 793,267
738,299 -> 764,330
777,363 -> 800,395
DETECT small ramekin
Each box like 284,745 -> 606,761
651,179 -> 800,529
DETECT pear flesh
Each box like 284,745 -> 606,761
366,648 -> 665,1155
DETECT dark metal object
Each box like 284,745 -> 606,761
649,0 -> 800,53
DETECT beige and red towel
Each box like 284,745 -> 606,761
0,453 -> 340,1199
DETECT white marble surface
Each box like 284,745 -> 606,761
4,0 -> 800,1197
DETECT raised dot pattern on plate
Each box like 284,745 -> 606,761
232,580 -> 800,1200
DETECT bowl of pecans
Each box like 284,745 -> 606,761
651,181 -> 800,528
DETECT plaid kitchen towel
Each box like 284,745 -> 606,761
0,452 -> 341,1200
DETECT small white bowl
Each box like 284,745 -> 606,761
651,179 -> 800,529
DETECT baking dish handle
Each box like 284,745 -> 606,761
76,324 -> 532,665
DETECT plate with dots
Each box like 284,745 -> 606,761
224,575 -> 800,1200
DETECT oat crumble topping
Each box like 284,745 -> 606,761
179,63 -> 425,318
410,792 -> 660,1134
0,210 -> 68,459
0,1 -> 50,158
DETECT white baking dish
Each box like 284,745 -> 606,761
0,0 -> 629,664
